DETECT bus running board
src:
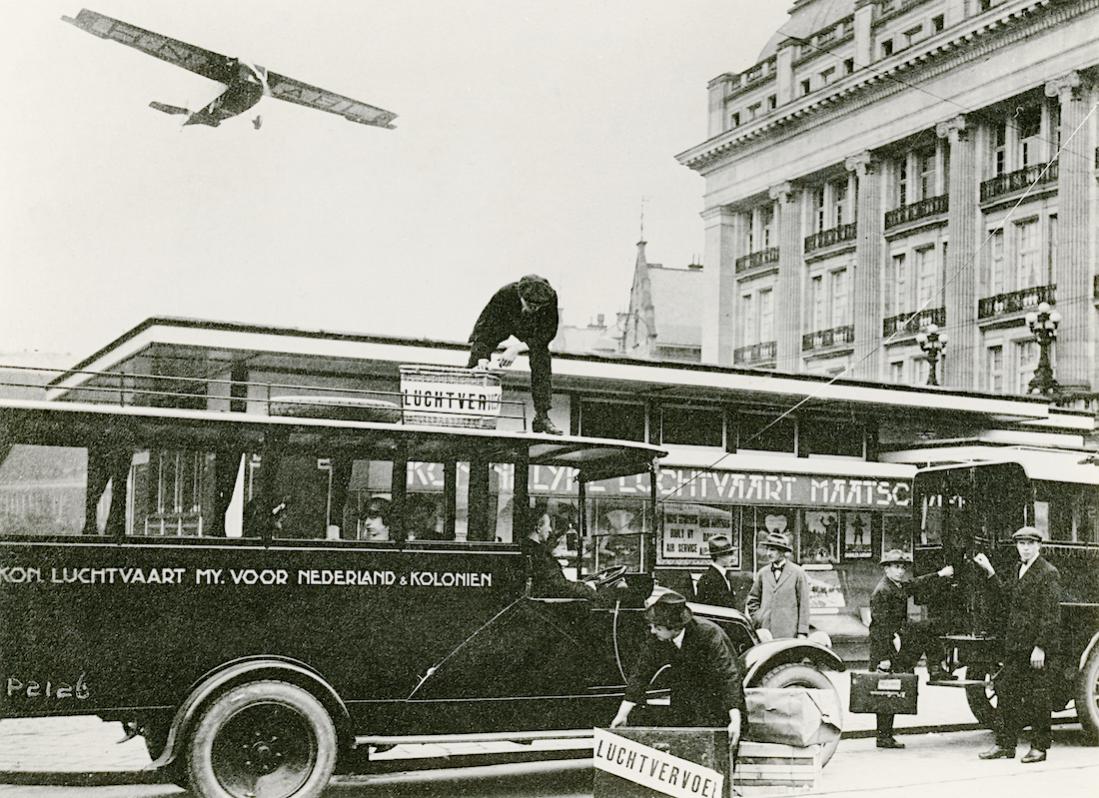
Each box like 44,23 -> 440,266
354,729 -> 594,747
928,678 -> 987,687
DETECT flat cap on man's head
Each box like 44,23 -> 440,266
1011,526 -> 1045,543
517,274 -> 556,305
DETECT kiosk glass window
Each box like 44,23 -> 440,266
581,400 -> 645,442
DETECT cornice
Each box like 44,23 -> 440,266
677,0 -> 1094,173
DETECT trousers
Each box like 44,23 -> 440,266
875,620 -> 943,738
468,339 -> 552,414
996,652 -> 1053,751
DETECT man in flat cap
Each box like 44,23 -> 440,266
869,549 -> 954,749
694,535 -> 739,609
468,275 -> 562,434
746,532 -> 810,639
611,591 -> 746,735
973,527 -> 1061,763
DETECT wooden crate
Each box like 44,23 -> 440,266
733,741 -> 820,795
593,726 -> 732,798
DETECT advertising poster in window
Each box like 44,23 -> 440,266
658,503 -> 737,567
750,508 -> 798,571
843,511 -> 873,559
587,497 -> 647,571
801,510 -> 840,564
804,566 -> 847,611
881,514 -> 912,556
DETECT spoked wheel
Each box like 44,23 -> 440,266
964,666 -> 1000,729
1076,644 -> 1099,743
187,680 -> 337,798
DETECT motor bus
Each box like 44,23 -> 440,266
911,452 -> 1099,740
0,395 -> 845,798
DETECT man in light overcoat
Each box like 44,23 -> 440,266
745,532 -> 810,639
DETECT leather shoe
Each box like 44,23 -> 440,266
532,414 -> 563,435
876,737 -> 905,749
978,745 -> 1015,760
1021,748 -> 1046,764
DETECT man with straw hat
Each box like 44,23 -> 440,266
972,526 -> 1061,764
610,591 -> 746,735
869,549 -> 954,749
745,531 -> 809,639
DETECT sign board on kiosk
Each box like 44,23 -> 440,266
399,365 -> 502,429
593,727 -> 731,798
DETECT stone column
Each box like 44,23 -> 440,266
853,1 -> 875,68
771,182 -> 804,373
701,205 -> 739,366
936,115 -> 978,390
1045,71 -> 1092,390
846,151 -> 884,380
775,41 -> 795,105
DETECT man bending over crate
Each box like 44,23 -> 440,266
468,274 -> 562,434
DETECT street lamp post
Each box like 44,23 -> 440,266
1025,301 -> 1062,396
915,324 -> 948,386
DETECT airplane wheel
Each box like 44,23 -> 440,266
186,680 -> 337,798
756,663 -> 842,767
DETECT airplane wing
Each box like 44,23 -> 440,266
265,71 -> 398,129
62,8 -> 237,85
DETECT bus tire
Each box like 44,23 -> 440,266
185,679 -> 337,798
1076,646 -> 1099,743
964,667 -> 999,729
757,663 -> 842,767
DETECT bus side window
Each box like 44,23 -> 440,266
0,442 -> 92,536
403,460 -> 515,544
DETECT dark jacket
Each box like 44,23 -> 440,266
625,617 -> 747,727
868,573 -> 941,667
695,565 -> 738,609
520,536 -> 595,600
469,282 -> 559,350
988,555 -> 1061,656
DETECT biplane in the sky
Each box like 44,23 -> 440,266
62,8 -> 397,131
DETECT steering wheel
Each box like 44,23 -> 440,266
582,564 -> 629,589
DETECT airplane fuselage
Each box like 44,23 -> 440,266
186,61 -> 266,127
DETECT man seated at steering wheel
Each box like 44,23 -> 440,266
520,502 -> 597,600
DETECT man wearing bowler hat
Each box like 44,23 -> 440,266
745,532 -> 810,639
972,527 -> 1061,763
468,274 -> 562,434
611,591 -> 746,734
869,549 -> 955,749
694,535 -> 739,608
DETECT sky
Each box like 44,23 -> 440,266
0,1 -> 788,359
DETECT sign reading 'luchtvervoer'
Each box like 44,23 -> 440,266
593,728 -> 724,798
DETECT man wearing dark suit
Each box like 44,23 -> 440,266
468,274 -> 561,434
520,504 -> 595,600
694,535 -> 739,608
973,527 -> 1061,763
869,549 -> 954,749
611,592 -> 746,733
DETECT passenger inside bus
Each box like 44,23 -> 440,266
359,497 -> 390,541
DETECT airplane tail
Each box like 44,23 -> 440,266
149,101 -> 191,116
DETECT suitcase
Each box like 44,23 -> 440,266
593,726 -> 733,798
848,670 -> 919,715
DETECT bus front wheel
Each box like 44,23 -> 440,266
1077,645 -> 1099,743
756,663 -> 842,767
186,680 -> 338,798
964,667 -> 999,729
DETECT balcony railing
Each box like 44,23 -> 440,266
980,160 -> 1058,203
882,306 -> 946,337
884,194 -> 948,230
733,340 -> 777,365
802,324 -> 854,351
735,247 -> 780,274
977,283 -> 1056,320
804,222 -> 857,253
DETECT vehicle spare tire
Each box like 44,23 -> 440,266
186,680 -> 337,798
756,663 -> 842,767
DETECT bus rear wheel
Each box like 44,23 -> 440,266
1076,645 -> 1099,743
186,680 -> 337,798
756,663 -> 842,767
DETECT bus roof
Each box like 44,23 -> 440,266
0,398 -> 666,484
914,448 -> 1099,486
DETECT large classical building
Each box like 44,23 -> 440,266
677,0 -> 1098,398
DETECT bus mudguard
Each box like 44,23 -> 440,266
149,655 -> 351,770
1081,630 -> 1099,671
741,639 -> 846,686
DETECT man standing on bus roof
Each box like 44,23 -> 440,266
611,591 -> 745,735
972,527 -> 1061,764
745,532 -> 810,639
694,535 -> 739,608
869,549 -> 954,749
468,275 -> 562,435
